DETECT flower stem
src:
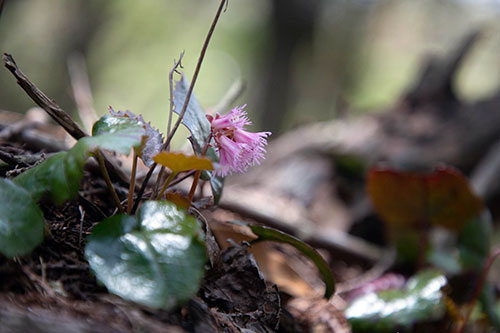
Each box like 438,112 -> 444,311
126,152 -> 138,214
95,150 -> 123,214
131,0 -> 226,214
188,134 -> 212,202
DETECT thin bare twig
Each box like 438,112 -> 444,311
3,53 -> 130,187
167,52 -> 185,139
78,205 -> 85,245
132,0 -> 227,213
154,52 -> 186,197
3,53 -> 87,140
162,0 -> 226,151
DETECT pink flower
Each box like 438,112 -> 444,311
208,105 -> 271,177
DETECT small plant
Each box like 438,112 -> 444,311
346,165 -> 500,332
0,0 -> 335,311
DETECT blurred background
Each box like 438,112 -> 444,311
1,0 -> 500,140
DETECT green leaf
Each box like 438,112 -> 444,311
14,143 -> 87,205
209,172 -> 224,204
14,115 -> 145,205
346,269 -> 447,332
0,178 -> 44,258
458,212 -> 491,271
173,75 -> 211,153
85,201 -> 206,309
89,114 -> 146,155
248,224 -> 335,299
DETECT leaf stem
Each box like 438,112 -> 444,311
132,0 -> 227,214
188,134 -> 212,202
127,153 -> 138,214
95,150 -> 123,214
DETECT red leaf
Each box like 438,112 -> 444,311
367,166 -> 483,231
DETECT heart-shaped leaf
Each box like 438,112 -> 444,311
247,223 -> 335,299
89,114 -> 146,155
85,201 -> 206,309
14,115 -> 145,205
346,269 -> 447,332
367,166 -> 483,231
13,143 -> 87,205
153,152 -> 213,173
0,178 -> 44,258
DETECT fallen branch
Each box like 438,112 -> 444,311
2,53 -> 129,184
3,53 -> 87,140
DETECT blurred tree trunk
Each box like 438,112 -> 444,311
259,0 -> 321,134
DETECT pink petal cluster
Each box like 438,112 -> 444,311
208,105 -> 271,177
109,107 -> 163,167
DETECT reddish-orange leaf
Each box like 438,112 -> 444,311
367,165 -> 483,231
153,152 -> 213,173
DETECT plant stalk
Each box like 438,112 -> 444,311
188,134 -> 212,202
126,153 -> 138,214
132,0 -> 226,213
95,150 -> 123,214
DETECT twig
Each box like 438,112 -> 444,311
0,149 -> 28,167
67,53 -> 98,133
3,53 -> 130,186
167,52 -> 185,139
2,53 -> 87,140
170,170 -> 196,187
154,52 -> 185,197
132,0 -> 227,213
78,205 -> 85,245
162,0 -> 226,151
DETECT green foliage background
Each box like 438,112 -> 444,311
1,0 -> 500,136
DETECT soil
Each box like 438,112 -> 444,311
0,134 -> 349,333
